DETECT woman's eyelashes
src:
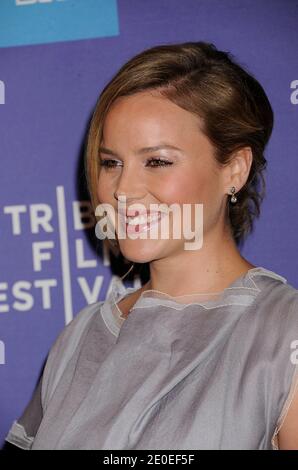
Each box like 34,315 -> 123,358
146,158 -> 173,167
99,157 -> 174,169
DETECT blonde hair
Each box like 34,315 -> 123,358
85,41 -> 273,250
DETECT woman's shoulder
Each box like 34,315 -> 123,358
252,274 -> 298,451
249,271 -> 298,347
250,268 -> 298,313
41,301 -> 105,409
4,301 -> 107,450
238,269 -> 298,358
244,270 -> 298,376
46,301 -> 105,364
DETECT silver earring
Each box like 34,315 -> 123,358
230,186 -> 237,204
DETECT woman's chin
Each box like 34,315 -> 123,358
118,237 -> 165,264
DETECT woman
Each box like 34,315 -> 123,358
4,41 -> 298,450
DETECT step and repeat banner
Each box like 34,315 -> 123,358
0,0 -> 297,445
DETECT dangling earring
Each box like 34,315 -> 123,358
230,186 -> 237,204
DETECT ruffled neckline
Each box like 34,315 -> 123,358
100,266 -> 287,337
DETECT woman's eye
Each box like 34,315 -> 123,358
100,159 -> 121,168
99,158 -> 173,169
146,158 -> 173,167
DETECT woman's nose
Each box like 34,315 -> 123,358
113,168 -> 146,202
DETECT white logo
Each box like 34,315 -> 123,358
1,186 -> 101,325
290,339 -> 298,365
0,341 -> 5,365
0,80 -> 5,105
16,0 -> 66,5
290,80 -> 298,104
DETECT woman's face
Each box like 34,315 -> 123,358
97,90 -> 229,263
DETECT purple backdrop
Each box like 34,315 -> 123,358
0,0 -> 297,445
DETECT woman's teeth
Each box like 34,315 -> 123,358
125,213 -> 161,226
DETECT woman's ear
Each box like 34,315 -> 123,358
222,146 -> 253,193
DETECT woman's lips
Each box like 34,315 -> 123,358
118,211 -> 167,235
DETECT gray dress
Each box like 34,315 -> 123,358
5,266 -> 298,450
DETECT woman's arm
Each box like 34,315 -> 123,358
277,378 -> 298,449
4,375 -> 43,450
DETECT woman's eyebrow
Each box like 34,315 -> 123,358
98,143 -> 182,156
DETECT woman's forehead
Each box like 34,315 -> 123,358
103,95 -> 206,150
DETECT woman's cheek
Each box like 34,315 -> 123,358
97,176 -> 112,203
154,172 -> 188,203
161,173 -> 205,205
